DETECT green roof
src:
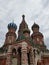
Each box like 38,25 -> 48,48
17,34 -> 26,41
28,37 -> 34,47
34,43 -> 41,49
16,34 -> 35,47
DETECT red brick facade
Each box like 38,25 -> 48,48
0,15 -> 49,65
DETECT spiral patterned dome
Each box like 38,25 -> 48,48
8,22 -> 17,30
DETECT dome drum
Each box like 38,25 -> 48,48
6,32 -> 16,38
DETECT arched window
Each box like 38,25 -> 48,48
12,48 -> 16,56
37,60 -> 41,65
27,52 -> 30,65
17,47 -> 21,65
12,48 -> 17,65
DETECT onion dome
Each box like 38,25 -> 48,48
32,22 -> 39,30
8,22 -> 17,30
18,15 -> 28,34
23,28 -> 30,34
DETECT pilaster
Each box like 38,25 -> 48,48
21,42 -> 28,65
30,48 -> 34,65
6,46 -> 12,65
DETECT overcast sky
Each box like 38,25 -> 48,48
0,0 -> 49,49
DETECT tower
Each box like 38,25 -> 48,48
4,22 -> 17,65
18,15 -> 30,40
5,21 -> 17,44
18,15 -> 28,36
31,23 -> 46,50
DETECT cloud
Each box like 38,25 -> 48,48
41,0 -> 49,8
0,0 -> 49,49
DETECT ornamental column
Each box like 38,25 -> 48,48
21,42 -> 28,65
30,48 -> 34,65
6,46 -> 12,65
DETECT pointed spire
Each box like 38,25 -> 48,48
18,15 -> 29,36
20,14 -> 28,29
22,15 -> 25,20
22,14 -> 26,23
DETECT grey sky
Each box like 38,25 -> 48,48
0,0 -> 49,49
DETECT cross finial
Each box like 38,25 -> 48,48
22,15 -> 25,20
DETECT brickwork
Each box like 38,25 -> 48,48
0,15 -> 49,65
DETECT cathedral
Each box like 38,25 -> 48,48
0,15 -> 49,65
